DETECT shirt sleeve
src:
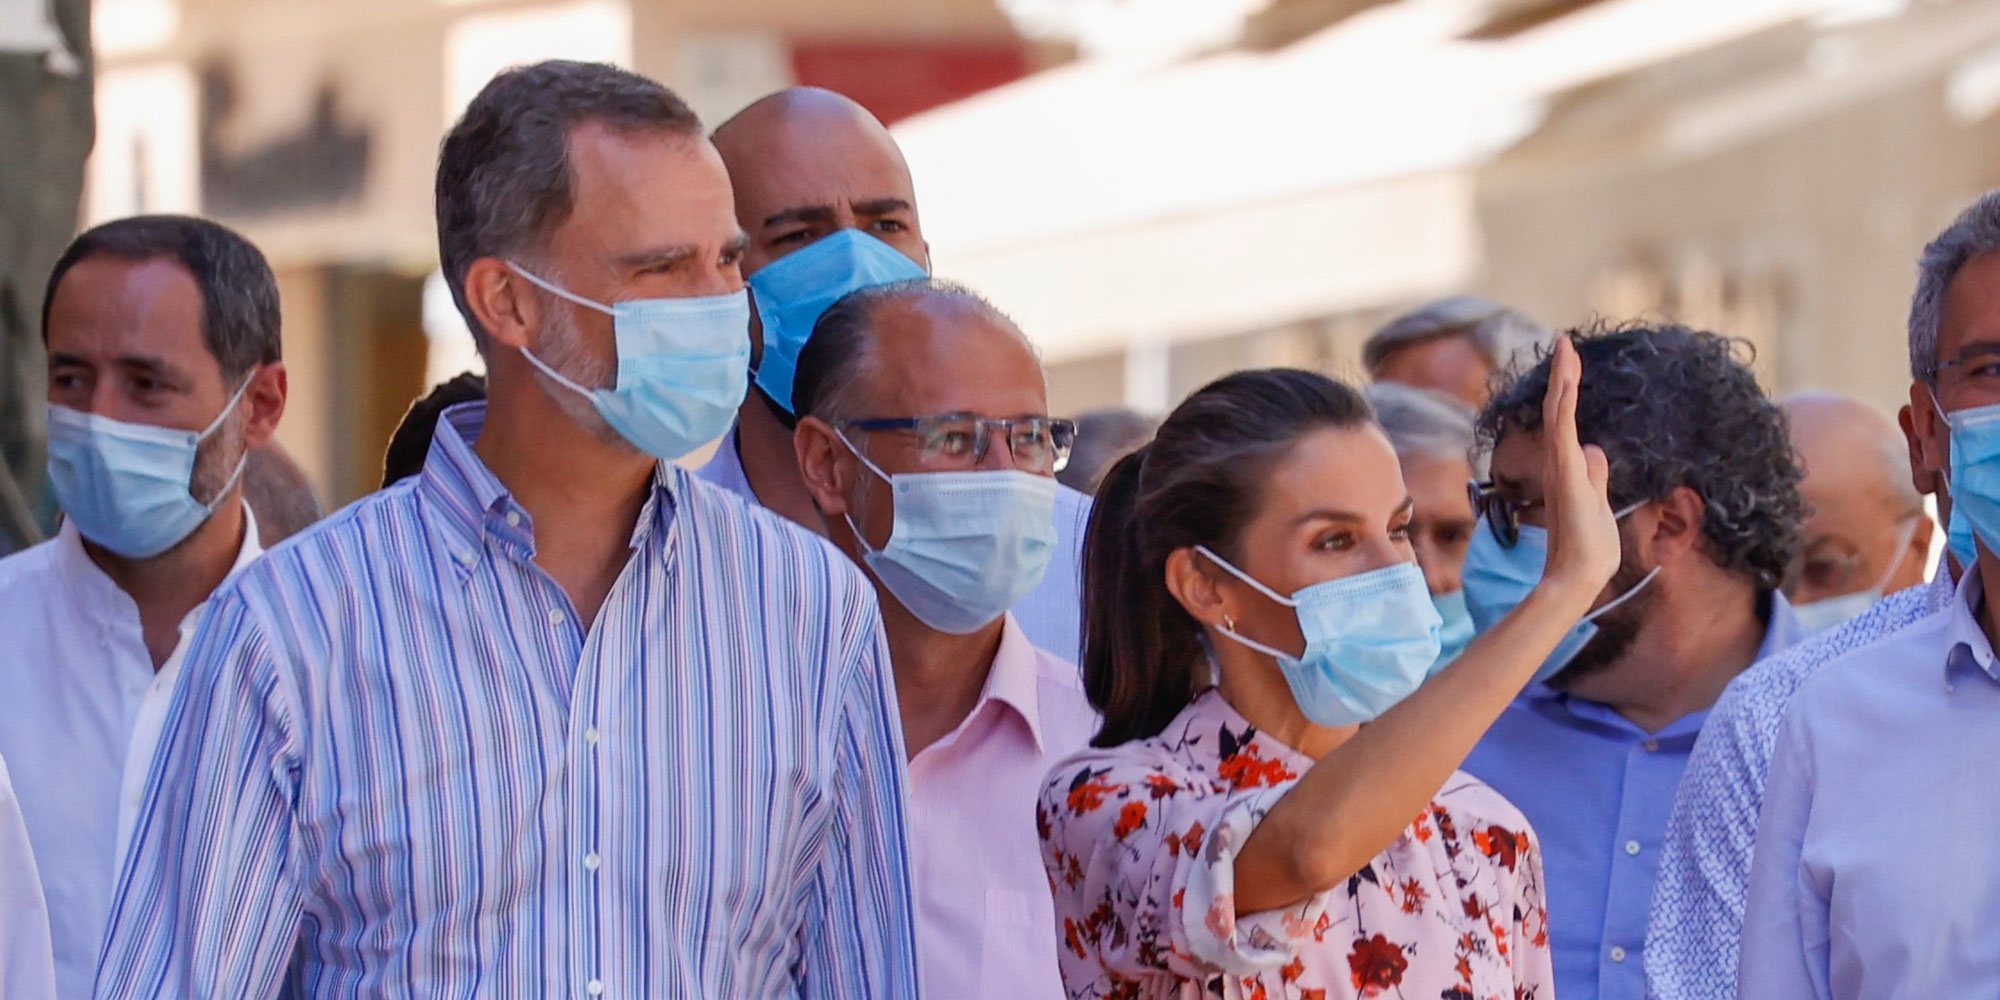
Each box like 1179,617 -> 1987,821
1511,822 -> 1555,997
0,756 -> 56,1000
1736,703 -> 1830,1000
1039,757 -> 1327,983
93,589 -> 305,998
1645,679 -> 1774,1000
796,613 -> 920,999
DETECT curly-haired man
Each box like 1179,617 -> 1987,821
1456,322 -> 1808,1000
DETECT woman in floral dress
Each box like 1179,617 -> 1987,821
1040,342 -> 1619,999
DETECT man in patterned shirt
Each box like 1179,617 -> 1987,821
1646,208 -> 1977,1000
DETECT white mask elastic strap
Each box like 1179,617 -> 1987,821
1585,565 -> 1662,624
1192,545 -> 1298,608
1213,622 -> 1298,663
203,454 -> 250,514
1869,516 -> 1924,593
507,262 -> 619,318
834,431 -> 893,558
834,429 -> 896,486
517,345 -> 597,401
196,373 -> 258,444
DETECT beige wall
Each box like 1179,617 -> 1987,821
1477,62 -> 2000,416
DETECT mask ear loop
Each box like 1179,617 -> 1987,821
1576,499 -> 1663,624
1191,545 -> 1306,662
507,261 -> 622,401
1862,515 -> 1925,594
834,429 -> 897,558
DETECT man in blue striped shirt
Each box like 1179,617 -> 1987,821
96,61 -> 920,998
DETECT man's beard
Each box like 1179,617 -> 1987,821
1551,561 -> 1656,688
532,307 -> 630,451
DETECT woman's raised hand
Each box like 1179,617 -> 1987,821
1538,337 -> 1620,597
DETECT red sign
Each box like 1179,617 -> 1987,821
790,41 -> 1031,124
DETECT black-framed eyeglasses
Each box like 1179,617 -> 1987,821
841,413 -> 1078,473
1468,479 -> 1543,549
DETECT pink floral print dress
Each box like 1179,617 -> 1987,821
1037,690 -> 1552,1000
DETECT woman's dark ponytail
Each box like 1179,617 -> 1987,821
1081,442 -> 1203,747
1080,368 -> 1374,747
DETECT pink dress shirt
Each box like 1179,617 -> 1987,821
908,615 -> 1098,1000
1038,689 -> 1553,999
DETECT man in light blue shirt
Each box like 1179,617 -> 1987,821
699,86 -> 1090,661
1461,323 -> 1807,1000
1738,190 -> 2000,998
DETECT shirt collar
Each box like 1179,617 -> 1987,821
980,615 -> 1049,751
419,401 -> 679,573
53,501 -> 266,630
1942,563 -> 2000,683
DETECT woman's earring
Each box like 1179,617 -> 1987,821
1222,614 -> 1237,632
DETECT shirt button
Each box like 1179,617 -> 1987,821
1643,740 -> 1660,752
584,852 -> 601,871
1624,840 -> 1642,857
586,980 -> 604,996
505,511 -> 522,528
548,609 -> 565,627
1610,946 -> 1629,963
585,727 -> 600,745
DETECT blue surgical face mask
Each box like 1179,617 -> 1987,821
1429,589 -> 1475,676
1938,393 -> 2000,567
1790,517 -> 1921,635
1196,547 -> 1443,727
1949,503 -> 1978,569
839,433 -> 1058,635
746,230 -> 926,414
509,263 -> 750,460
1461,509 -> 1659,684
47,375 -> 254,559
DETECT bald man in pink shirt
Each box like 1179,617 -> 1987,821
790,279 -> 1098,999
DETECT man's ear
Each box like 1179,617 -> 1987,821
794,416 -> 853,517
241,363 -> 288,450
1640,485 -> 1707,569
463,258 -> 537,353
1906,384 -> 1951,490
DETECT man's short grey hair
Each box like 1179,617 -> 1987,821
1364,382 -> 1481,473
1363,295 -> 1551,377
1910,191 -> 2000,381
435,60 -> 703,352
793,278 -> 1027,423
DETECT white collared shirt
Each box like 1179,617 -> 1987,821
0,754 -> 56,999
0,509 -> 262,999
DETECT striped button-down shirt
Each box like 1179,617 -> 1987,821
95,403 -> 920,999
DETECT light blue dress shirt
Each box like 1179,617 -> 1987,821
697,427 -> 1092,662
1739,567 -> 2000,999
1645,575 -> 1953,1000
1462,592 -> 1803,1000
96,404 -> 920,998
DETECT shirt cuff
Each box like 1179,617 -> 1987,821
1176,783 -> 1328,976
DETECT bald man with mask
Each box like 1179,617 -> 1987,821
1780,392 -> 1933,632
701,87 -> 1092,660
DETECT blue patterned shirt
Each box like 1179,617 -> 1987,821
1644,575 -> 1952,1000
95,403 -> 920,999
1462,593 -> 1803,1000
